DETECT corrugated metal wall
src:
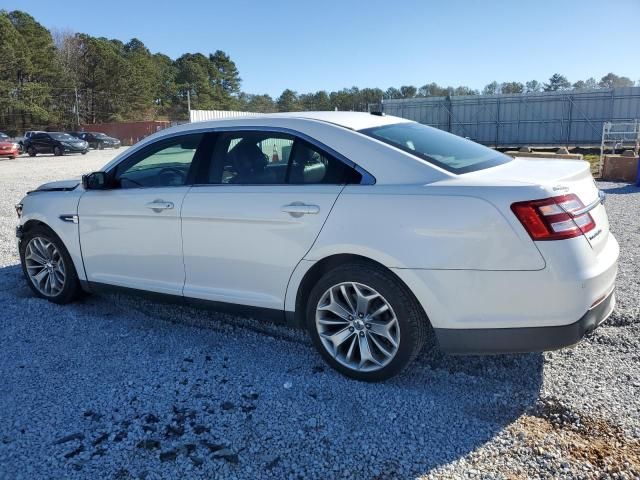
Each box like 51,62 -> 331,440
189,109 -> 264,122
378,87 -> 640,147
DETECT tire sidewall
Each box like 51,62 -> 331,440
19,227 -> 80,304
306,263 -> 422,381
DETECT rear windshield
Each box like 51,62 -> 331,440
360,122 -> 511,174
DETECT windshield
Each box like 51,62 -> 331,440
50,133 -> 76,141
360,122 -> 511,174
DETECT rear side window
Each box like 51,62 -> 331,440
360,122 -> 511,174
289,140 -> 361,185
206,132 -> 362,185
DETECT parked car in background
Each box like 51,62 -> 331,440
23,132 -> 88,157
73,132 -> 121,149
14,112 -> 618,381
0,138 -> 20,159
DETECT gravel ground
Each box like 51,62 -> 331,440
0,152 -> 638,479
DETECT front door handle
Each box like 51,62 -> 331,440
145,200 -> 174,212
282,202 -> 320,217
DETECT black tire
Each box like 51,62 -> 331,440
98,142 -> 104,150
53,146 -> 63,156
306,261 -> 429,381
81,150 -> 88,155
19,225 -> 82,304
27,146 -> 36,157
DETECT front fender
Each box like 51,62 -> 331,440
19,191 -> 85,281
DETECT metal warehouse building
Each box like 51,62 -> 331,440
376,87 -> 640,148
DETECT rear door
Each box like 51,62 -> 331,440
181,130 -> 362,310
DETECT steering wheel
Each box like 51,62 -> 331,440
158,167 -> 186,186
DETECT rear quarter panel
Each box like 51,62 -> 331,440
305,185 -> 546,271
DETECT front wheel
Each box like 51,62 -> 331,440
98,142 -> 104,150
306,262 -> 429,381
53,146 -> 63,156
19,226 -> 82,304
27,146 -> 36,157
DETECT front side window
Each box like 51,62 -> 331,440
207,131 -> 362,185
115,134 -> 203,188
360,122 -> 511,174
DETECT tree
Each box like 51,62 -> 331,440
482,81 -> 500,95
599,72 -> 634,89
418,83 -> 449,97
384,87 -> 402,99
241,93 -> 275,113
399,85 -> 417,98
209,50 -> 241,109
276,89 -> 300,111
453,86 -> 478,96
501,82 -> 524,94
543,73 -> 571,91
525,80 -> 542,93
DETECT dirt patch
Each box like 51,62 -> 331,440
515,398 -> 640,477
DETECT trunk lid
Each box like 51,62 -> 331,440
467,157 -> 609,253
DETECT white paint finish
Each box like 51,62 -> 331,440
78,187 -> 190,294
181,184 -> 342,309
394,233 -> 619,330
19,190 -> 86,280
306,185 -> 546,270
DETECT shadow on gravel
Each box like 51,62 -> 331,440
600,183 -> 640,195
0,264 -> 544,478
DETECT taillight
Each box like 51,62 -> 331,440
511,194 -> 595,241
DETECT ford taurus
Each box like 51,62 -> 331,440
15,112 -> 618,380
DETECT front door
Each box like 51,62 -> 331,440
181,130 -> 362,310
78,133 -> 204,295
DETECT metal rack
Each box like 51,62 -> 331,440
599,120 -> 640,175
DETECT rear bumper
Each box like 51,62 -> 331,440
435,288 -> 615,354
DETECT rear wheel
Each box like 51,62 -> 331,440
19,226 -> 82,304
306,262 -> 429,381
27,146 -> 36,157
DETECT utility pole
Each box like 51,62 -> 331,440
74,87 -> 80,127
187,90 -> 191,121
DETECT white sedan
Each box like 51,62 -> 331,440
15,112 -> 618,381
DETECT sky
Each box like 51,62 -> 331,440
4,0 -> 640,97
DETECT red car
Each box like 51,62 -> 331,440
0,140 -> 20,159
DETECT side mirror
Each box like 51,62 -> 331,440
82,171 -> 108,190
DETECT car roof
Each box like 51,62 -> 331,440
259,111 -> 411,131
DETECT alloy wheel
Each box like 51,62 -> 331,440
315,282 -> 400,372
24,236 -> 66,297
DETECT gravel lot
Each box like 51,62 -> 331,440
0,151 -> 638,479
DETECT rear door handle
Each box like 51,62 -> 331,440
145,200 -> 174,212
282,202 -> 320,217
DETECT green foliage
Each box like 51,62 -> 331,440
0,9 -> 243,131
544,73 -> 571,91
598,73 -> 634,89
